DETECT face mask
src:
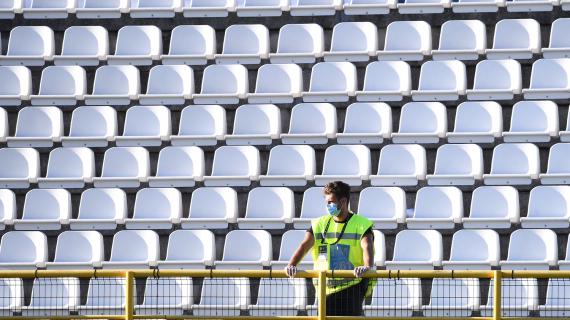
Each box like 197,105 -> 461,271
327,203 -> 341,217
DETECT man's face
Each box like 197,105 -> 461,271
325,193 -> 346,211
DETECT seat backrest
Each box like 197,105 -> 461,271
0,278 -> 23,309
278,230 -> 313,262
200,278 -> 249,307
254,64 -> 303,94
257,278 -> 306,309
0,189 -> 15,222
7,26 -> 54,56
330,22 -> 377,53
178,105 -> 226,136
28,0 -> 72,8
22,189 -> 71,221
266,145 -> 315,176
115,25 -> 162,56
200,64 -> 248,94
448,229 -> 500,267
509,100 -> 559,133
343,102 -> 392,135
156,146 -> 205,177
490,143 -> 540,175
101,147 -> 150,178
143,277 -> 192,307
46,147 -> 95,179
123,105 -> 171,137
232,104 -> 280,135
546,143 -> 570,174
222,230 -> 272,263
134,0 -> 179,8
384,21 -> 431,51
0,66 -> 32,96
38,66 -> 86,96
0,231 -> 47,264
165,230 -> 215,263
506,229 -> 557,264
29,277 -> 79,308
418,60 -> 466,91
322,144 -> 370,176
472,59 -> 521,90
85,277 -> 127,307
377,144 -> 426,175
188,0 -> 234,7
429,278 -> 480,309
469,186 -> 519,220
133,188 -> 181,220
109,230 -> 159,263
438,19 -> 486,51
413,187 -> 463,220
492,19 -> 541,50
68,106 -> 117,138
54,231 -> 103,264
398,102 -> 446,134
188,187 -> 238,220
392,230 -> 442,264
146,65 -> 194,95
549,18 -> 570,48
61,26 -> 108,56
245,187 -> 294,220
453,101 -> 502,134
309,62 -> 357,92
288,103 -> 337,135
528,186 -> 570,219
222,24 -> 269,55
433,144 -> 483,175
358,187 -> 406,220
276,24 -> 324,55
362,61 -> 411,92
300,187 -> 326,219
168,25 -> 216,55
79,0 -> 127,9
0,148 -> 39,179
78,188 -> 127,220
15,106 -> 63,138
92,65 -> 140,95
529,59 -> 570,89
211,146 -> 259,177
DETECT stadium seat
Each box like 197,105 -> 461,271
292,187 -> 325,229
77,277 -> 131,315
442,229 -> 500,270
500,229 -> 557,270
269,23 -> 324,64
357,187 -> 406,229
161,25 -> 216,65
422,278 -> 480,317
0,189 -> 14,229
363,278 -> 422,317
259,145 -> 316,186
482,279 -> 539,317
138,65 -> 194,105
343,0 -> 397,14
101,230 -> 159,269
0,278 -> 23,316
170,105 -> 226,146
22,0 -> 73,19
385,229 -> 442,270
392,102 -> 447,144
61,106 -> 118,148
30,66 -> 86,106
37,147 -> 95,189
0,66 -> 31,106
203,146 -> 260,187
302,62 -> 357,102
237,0 -> 289,17
115,105 -> 172,147
0,26 -> 54,66
281,103 -> 337,145
397,0 -> 451,13
463,186 -> 520,229
378,21 -> 431,61
14,189 -> 71,231
157,230 -> 215,269
315,144 -> 371,186
0,231 -> 47,269
427,144 -> 483,186
411,60 -> 467,101
407,187 -> 463,229
539,279 -> 570,317
250,278 -> 306,316
271,230 -> 313,269
522,59 -> 570,99
129,0 -> 181,18
447,101 -> 503,143
75,0 -> 129,19
215,24 -> 269,64
93,147 -> 150,188
289,0 -> 342,16
337,102 -> 392,144
7,106 -> 63,148
125,188 -> 182,230
323,22 -> 378,62
483,143 -> 540,185
135,277 -> 193,316
355,61 -> 411,101
0,147 -> 39,189
373,230 -> 386,267
193,64 -> 248,105
225,104 -> 281,146
540,143 -> 570,184
466,59 -> 522,100
107,25 -> 162,65
542,18 -> 570,58
182,0 -> 236,17
370,144 -> 426,186
192,278 -> 250,316
432,20 -> 487,61
180,187 -> 238,229
486,19 -> 541,59
247,63 -> 303,104
520,186 -> 570,228
21,278 -> 79,317
44,231 -> 104,269
237,187 -> 294,229
84,65 -> 140,105
503,100 -> 559,142
0,0 -> 21,19
215,230 -> 272,270
69,188 -> 127,230
148,146 -> 205,187
53,26 -> 108,66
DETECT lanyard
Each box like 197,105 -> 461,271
320,213 -> 353,245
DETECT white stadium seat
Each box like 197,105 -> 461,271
101,230 -> 159,269
247,63 -> 303,104
500,229 -> 557,270
216,230 -> 272,270
225,104 -> 281,146
0,148 -> 40,189
0,231 -> 47,269
392,102 -> 447,144
182,0 -> 236,17
463,186 -> 520,229
411,60 -> 467,101
540,143 -> 570,184
7,106 -> 63,148
271,230 -> 313,269
170,105 -> 226,146
314,144 -> 371,186
521,186 -> 570,228
385,229 -> 442,270
466,59 -> 522,100
237,0 -> 289,17
281,103 -> 337,145
215,24 -> 269,64
397,0 -> 451,13
45,231 -> 104,270
125,188 -> 182,230
0,66 -> 31,106
503,100 -> 559,142
269,23 -> 324,64
250,278 -> 306,316
373,230 -> 386,267
161,25 -> 216,65
422,278 -> 480,317
292,187 -> 325,229
0,189 -> 15,229
358,187 -> 406,229
486,19 -> 541,59
355,61 -> 411,102
522,59 -> 570,99
93,147 -> 150,188
290,0 -> 342,16
542,18 -> 570,58
337,102 -> 392,144
259,145 -> 316,187
378,21 -> 431,61
442,229 -> 500,270
451,0 -> 504,11
0,278 -> 23,316
77,277 -> 131,315
193,64 -> 248,105
203,146 -> 260,187
192,278 -> 249,316
343,0 -> 397,14
21,278 -> 80,317
483,143 -> 540,185
323,22 -> 378,62
138,65 -> 194,105
14,189 -> 71,231
181,187 -> 238,229
303,62 -> 357,102
135,277 -> 193,316
363,278 -> 421,317
148,146 -> 205,188
70,188 -> 127,231
22,0 -> 74,19
107,25 -> 162,66
238,187 -> 294,229
406,186 -> 463,229
0,0 -> 21,19
61,106 -> 117,148
540,279 -> 570,317
84,65 -> 140,105
75,0 -> 129,19
37,147 -> 95,189
447,101 -> 503,143
370,144 -> 426,186
130,0 -> 181,18
427,144 -> 483,186
115,105 -> 172,147
0,26 -> 54,66
30,66 -> 86,106
432,20 -> 487,61
54,26 -> 109,66
157,230 -> 215,269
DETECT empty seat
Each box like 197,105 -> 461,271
225,104 -> 281,146
355,61 -> 411,102
237,187 -> 294,229
427,144 -> 483,186
392,102 -> 447,144
432,20 -> 487,61
422,278 -> 480,317
93,147 -> 150,188
500,229 -> 557,270
21,278 -> 79,317
75,0 -> 130,19
543,18 -> 570,58
484,143 -> 540,185
303,62 -> 357,102
292,187 -> 325,229
0,231 -> 47,269
237,0 -> 289,16
14,189 -> 71,231
463,186 -> 520,229
323,22 -> 378,62
385,229 -> 442,270
203,146 -> 260,187
290,0 -> 343,16
0,278 -> 23,316
523,59 -> 570,99
521,186 -> 570,228
61,106 -> 117,148
84,65 -> 140,105
115,105 -> 171,147
130,0 -> 181,18
378,21 -> 431,61
182,0 -> 237,17
407,187 -> 463,229
269,23 -> 324,64
503,100 -> 559,142
370,144 -> 426,186
148,146 -> 204,188
0,189 -> 15,229
0,66 -> 31,106
343,0 -> 397,14
250,278 -> 306,316
247,63 -> 303,104
215,24 -> 269,64
364,278 -> 422,317
70,188 -> 127,231
135,277 -> 192,316
125,188 -> 182,230
466,59 -> 522,100
138,65 -> 194,105
442,229 -> 500,270
539,279 -> 570,317
451,0 -> 505,11
181,187 -> 238,229
101,230 -> 159,269
161,25 -> 216,65
260,145 -> 315,187
358,187 -> 406,229
30,66 -> 86,106
170,105 -> 226,146
271,230 -> 313,269
314,144 -> 371,186
193,64 -> 248,105
7,106 -> 63,148
77,277 -> 131,315
216,230 -> 272,270
281,103 -> 337,145
0,147 -> 40,189
107,25 -> 162,66
486,19 -> 541,59
0,0 -> 21,19
192,278 -> 249,317
157,230 -> 215,269
37,147 -> 95,189
0,26 -> 54,66
337,102 -> 392,144
397,0 -> 451,13
22,0 -> 74,19
540,143 -> 570,184
447,101 -> 503,143
45,231 -> 104,269
411,60 -> 466,101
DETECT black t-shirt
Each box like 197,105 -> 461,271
306,213 -> 373,238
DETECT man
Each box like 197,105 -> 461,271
285,181 -> 375,316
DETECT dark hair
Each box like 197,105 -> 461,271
323,181 -> 350,202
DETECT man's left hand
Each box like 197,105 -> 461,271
354,266 -> 371,278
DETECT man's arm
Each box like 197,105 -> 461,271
288,231 -> 315,266
354,232 -> 374,277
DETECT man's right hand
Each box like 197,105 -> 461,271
285,264 -> 297,278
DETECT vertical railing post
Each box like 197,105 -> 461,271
125,271 -> 134,320
493,270 -> 502,320
318,271 -> 327,320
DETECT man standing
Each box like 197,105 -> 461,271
285,181 -> 375,316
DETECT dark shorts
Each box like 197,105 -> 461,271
326,279 -> 369,316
